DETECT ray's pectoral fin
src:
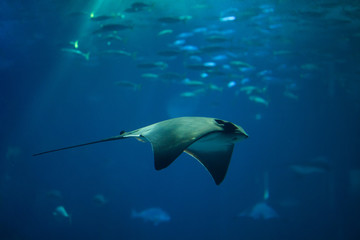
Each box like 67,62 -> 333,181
185,144 -> 235,185
151,142 -> 188,170
142,128 -> 200,171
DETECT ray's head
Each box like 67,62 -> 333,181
214,119 -> 248,141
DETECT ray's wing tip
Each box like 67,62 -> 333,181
154,158 -> 169,170
214,176 -> 225,185
154,164 -> 162,171
215,180 -> 222,185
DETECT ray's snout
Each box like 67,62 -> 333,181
214,118 -> 248,140
238,128 -> 248,138
233,123 -> 248,138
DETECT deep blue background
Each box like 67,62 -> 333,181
1,0 -> 360,239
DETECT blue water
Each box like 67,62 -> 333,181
1,0 -> 360,239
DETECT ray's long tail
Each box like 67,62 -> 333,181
33,134 -> 125,156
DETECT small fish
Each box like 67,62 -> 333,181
53,206 -> 71,224
158,29 -> 173,36
141,73 -> 159,78
180,45 -> 199,52
269,23 -> 283,29
241,78 -> 250,84
132,208 -> 170,226
125,2 -> 153,13
180,91 -> 197,97
223,64 -> 231,69
69,40 -> 79,49
98,50 -> 135,58
137,61 -> 168,69
46,190 -> 63,200
255,113 -> 262,120
260,4 -> 274,13
238,202 -> 279,220
172,39 -> 186,46
193,27 -> 207,33
248,95 -> 269,106
219,16 -> 236,22
90,14 -> 123,21
90,15 -> 113,21
93,24 -> 133,34
131,2 -> 152,9
206,69 -> 226,76
158,16 -> 191,23
115,81 -> 141,90
100,34 -> 125,42
177,32 -> 194,38
239,86 -> 266,95
124,7 -> 140,13
179,15 -> 192,21
273,50 -> 292,56
301,63 -> 319,71
185,64 -> 212,71
182,78 -> 205,86
158,17 -> 182,23
257,70 -> 272,77
289,157 -> 330,175
238,66 -> 255,72
192,4 -> 209,9
230,61 -> 253,68
290,165 -> 327,175
203,62 -> 216,67
200,73 -> 208,78
61,48 -> 90,61
227,81 -> 236,88
180,89 -> 205,97
209,84 -> 223,92
67,11 -> 89,18
283,90 -> 299,100
93,194 -> 108,205
159,72 -> 184,81
188,55 -> 202,62
212,54 -> 228,61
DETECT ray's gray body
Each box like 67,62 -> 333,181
33,117 -> 248,185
